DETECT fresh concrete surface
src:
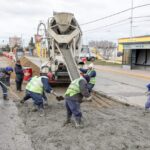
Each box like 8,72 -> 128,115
0,57 -> 33,150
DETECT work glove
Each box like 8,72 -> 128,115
86,96 -> 92,102
50,90 -> 54,94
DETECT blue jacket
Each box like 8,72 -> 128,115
79,68 -> 96,78
0,68 -> 11,86
41,77 -> 52,93
147,83 -> 150,91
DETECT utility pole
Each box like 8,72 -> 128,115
130,0 -> 134,39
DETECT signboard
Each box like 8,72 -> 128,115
123,43 -> 150,49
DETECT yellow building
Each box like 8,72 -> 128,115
118,35 -> 150,69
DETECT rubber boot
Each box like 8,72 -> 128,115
20,99 -> 25,104
74,118 -> 84,128
38,108 -> 45,117
32,104 -> 38,112
63,117 -> 71,126
144,108 -> 150,113
3,95 -> 9,101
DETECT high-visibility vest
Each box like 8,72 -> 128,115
26,76 -> 46,94
65,78 -> 84,97
87,70 -> 96,84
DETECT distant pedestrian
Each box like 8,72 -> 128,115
0,66 -> 13,100
28,37 -> 35,56
145,83 -> 150,111
79,63 -> 96,92
15,60 -> 24,91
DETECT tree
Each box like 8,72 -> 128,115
89,40 -> 117,59
1,44 -> 10,52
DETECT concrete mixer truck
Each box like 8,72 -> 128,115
36,12 -> 82,84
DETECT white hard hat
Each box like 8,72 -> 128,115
88,63 -> 94,68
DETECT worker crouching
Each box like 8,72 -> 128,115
0,66 -> 13,100
64,75 -> 90,128
20,74 -> 53,116
79,63 -> 96,93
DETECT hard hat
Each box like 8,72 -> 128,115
47,72 -> 53,80
5,66 -> 13,72
83,75 -> 90,83
88,63 -> 94,68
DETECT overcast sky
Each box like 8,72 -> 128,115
0,0 -> 150,45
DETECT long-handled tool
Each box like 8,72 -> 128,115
51,91 -> 64,101
0,81 -> 21,100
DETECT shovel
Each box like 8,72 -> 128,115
52,91 -> 64,101
0,81 -> 21,100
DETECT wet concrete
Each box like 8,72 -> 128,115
0,97 -> 33,150
16,94 -> 150,150
1,56 -> 150,150
0,57 -> 33,150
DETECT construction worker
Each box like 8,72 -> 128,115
14,60 -> 24,91
145,83 -> 150,111
20,74 -> 53,116
0,66 -> 13,100
64,75 -> 90,128
79,63 -> 96,92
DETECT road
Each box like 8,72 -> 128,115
94,65 -> 149,107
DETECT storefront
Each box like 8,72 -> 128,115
118,36 -> 150,70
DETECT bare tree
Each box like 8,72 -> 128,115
89,40 -> 116,59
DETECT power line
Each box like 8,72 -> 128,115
133,15 -> 150,19
81,3 -> 150,26
83,18 -> 130,32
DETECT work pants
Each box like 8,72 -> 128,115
0,81 -> 8,97
87,83 -> 94,93
16,79 -> 23,91
145,95 -> 150,109
23,90 -> 44,109
65,98 -> 82,120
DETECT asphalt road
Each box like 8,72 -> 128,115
94,66 -> 148,107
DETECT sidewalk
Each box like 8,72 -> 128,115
94,65 -> 149,107
95,65 -> 150,81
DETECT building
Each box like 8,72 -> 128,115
118,35 -> 150,70
9,36 -> 22,48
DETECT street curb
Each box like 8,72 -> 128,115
92,90 -> 141,108
93,91 -> 129,106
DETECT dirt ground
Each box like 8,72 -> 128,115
1,56 -> 150,150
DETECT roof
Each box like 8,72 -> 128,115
118,35 -> 150,44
